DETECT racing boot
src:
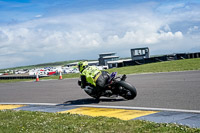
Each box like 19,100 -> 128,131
121,74 -> 127,81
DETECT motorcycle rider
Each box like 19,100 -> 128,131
77,61 -> 110,98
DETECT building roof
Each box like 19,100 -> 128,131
102,56 -> 119,59
99,52 -> 116,56
107,59 -> 132,64
131,47 -> 149,50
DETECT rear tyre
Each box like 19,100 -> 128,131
116,81 -> 137,100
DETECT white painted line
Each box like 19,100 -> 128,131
1,102 -> 200,114
0,103 -> 58,106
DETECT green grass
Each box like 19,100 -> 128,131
0,110 -> 199,133
107,58 -> 200,74
0,58 -> 200,83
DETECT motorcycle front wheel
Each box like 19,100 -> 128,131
116,81 -> 137,100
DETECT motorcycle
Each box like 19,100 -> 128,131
78,72 -> 137,100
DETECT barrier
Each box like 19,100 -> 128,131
0,75 -> 49,80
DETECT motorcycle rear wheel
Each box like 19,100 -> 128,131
116,81 -> 137,100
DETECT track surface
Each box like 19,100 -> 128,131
0,71 -> 200,111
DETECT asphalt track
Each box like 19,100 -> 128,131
0,70 -> 200,128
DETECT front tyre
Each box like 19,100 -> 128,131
116,81 -> 137,100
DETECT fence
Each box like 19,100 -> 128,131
123,52 -> 200,67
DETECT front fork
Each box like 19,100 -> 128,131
106,74 -> 126,93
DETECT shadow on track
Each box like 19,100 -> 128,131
60,98 -> 125,106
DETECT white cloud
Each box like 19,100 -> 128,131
0,56 -> 26,69
156,2 -> 186,14
187,26 -> 199,34
35,14 -> 42,18
0,1 -> 200,69
158,31 -> 183,40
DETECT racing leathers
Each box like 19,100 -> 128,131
80,66 -> 109,97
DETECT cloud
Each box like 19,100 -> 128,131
0,55 -> 26,69
156,2 -> 186,14
187,26 -> 199,34
0,1 -> 200,69
35,14 -> 42,18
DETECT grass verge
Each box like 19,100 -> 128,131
107,58 -> 200,74
0,110 -> 199,132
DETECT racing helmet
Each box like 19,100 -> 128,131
78,61 -> 88,72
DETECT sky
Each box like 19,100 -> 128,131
0,0 -> 200,69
